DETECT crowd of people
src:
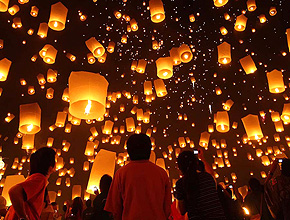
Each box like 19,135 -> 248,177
1,134 -> 289,220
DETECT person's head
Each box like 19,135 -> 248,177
177,151 -> 198,175
71,197 -> 83,215
127,133 -> 151,161
281,159 -> 290,177
85,199 -> 91,208
248,178 -> 262,192
62,204 -> 67,213
51,202 -> 57,210
30,147 -> 56,176
99,174 -> 112,194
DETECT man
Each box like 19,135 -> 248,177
5,147 -> 56,220
264,158 -> 290,220
104,133 -> 171,220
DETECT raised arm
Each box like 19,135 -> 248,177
265,159 -> 279,184
8,184 -> 29,220
198,148 -> 215,178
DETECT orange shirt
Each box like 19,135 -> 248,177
104,160 -> 171,220
5,173 -> 48,220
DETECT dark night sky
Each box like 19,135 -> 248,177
0,0 -> 290,205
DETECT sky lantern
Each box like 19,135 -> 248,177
55,112 -> 67,127
85,37 -> 105,58
87,149 -> 116,194
178,137 -> 186,148
72,185 -> 81,200
113,10 -> 122,19
130,19 -> 138,31
19,103 -> 41,134
271,111 -> 280,122
223,99 -> 234,111
48,2 -> 68,31
216,111 -> 230,133
8,5 -> 19,15
269,7 -> 277,16
239,55 -> 257,74
103,120 -> 114,134
178,44 -> 193,63
22,134 -> 35,149
0,0 -> 9,12
131,60 -> 137,71
87,53 -> 96,64
261,156 -> 270,166
69,71 -> 108,120
286,28 -> 290,52
234,14 -> 248,31
12,17 -> 22,28
241,114 -> 263,140
274,121 -> 284,132
152,40 -> 159,50
156,57 -> 173,79
247,0 -> 256,11
170,47 -> 181,65
137,109 -> 143,121
56,157 -> 64,170
213,0 -> 228,7
220,26 -> 228,35
136,59 -> 147,73
154,79 -> 167,97
121,35 -> 127,44
126,117 -> 135,132
189,14 -> 195,22
46,88 -> 54,99
259,14 -> 267,23
98,53 -> 107,63
85,142 -> 95,156
18,0 -> 29,4
281,103 -> 290,123
156,158 -> 166,170
2,175 -> 25,206
107,41 -> 115,53
30,6 -> 38,17
39,44 -> 50,58
217,42 -> 231,64
149,0 -> 165,23
37,74 -> 46,85
0,39 -> 3,49
144,81 -> 153,95
0,58 -> 12,81
37,23 -> 48,38
199,131 -> 210,148
266,69 -> 285,93
43,45 -> 57,64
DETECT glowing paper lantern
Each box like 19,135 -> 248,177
0,39 -> 3,49
178,137 -> 186,148
2,175 -> 25,206
69,71 -> 108,120
239,55 -> 257,74
72,185 -> 81,200
56,157 -> 64,170
98,53 -> 107,63
136,59 -> 147,74
271,111 -> 280,122
154,79 -> 167,97
170,47 -> 181,65
19,103 -> 41,134
199,131 -> 210,148
0,0 -> 9,12
0,58 -> 11,81
39,44 -> 50,58
130,19 -> 138,31
87,149 -> 116,194
48,191 -> 56,203
66,53 -> 76,62
87,53 -> 96,64
37,23 -> 48,38
266,69 -> 285,93
269,7 -> 277,16
149,0 -> 165,23
213,0 -> 228,7
178,44 -> 192,63
216,111 -> 230,133
126,117 -> 135,132
261,156 -> 270,166
85,37 -> 105,58
259,14 -> 267,23
8,5 -> 19,15
220,26 -> 228,35
30,6 -> 38,17
286,29 -> 290,52
152,40 -> 159,50
223,99 -> 234,111
37,74 -> 46,85
22,134 -> 35,149
144,81 -> 153,95
55,112 -> 67,127
131,60 -> 137,70
281,103 -> 290,123
103,120 -> 114,134
12,17 -> 22,28
189,14 -> 195,22
107,42 -> 115,53
241,114 -> 263,140
46,88 -> 54,99
247,0 -> 256,11
234,14 -> 248,31
43,45 -> 57,64
156,57 -> 173,79
48,2 -> 68,31
274,121 -> 284,132
121,35 -> 127,44
217,42 -> 231,64
85,142 -> 95,156
156,158 -> 166,170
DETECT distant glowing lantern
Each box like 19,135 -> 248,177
156,57 -> 173,79
223,99 -> 234,111
103,120 -> 114,134
178,137 -> 186,148
72,185 -> 81,200
126,117 -> 135,132
149,0 -> 165,23
170,47 -> 181,65
85,142 -> 95,156
217,42 -> 231,64
12,17 -> 22,28
220,26 -> 228,35
259,14 -> 267,23
136,59 -> 147,74
154,79 -> 167,97
213,0 -> 228,7
19,103 -> 41,134
130,19 -> 138,31
69,71 -> 108,120
239,55 -> 257,74
216,111 -> 230,133
37,23 -> 48,38
271,111 -> 280,122
37,74 -> 46,85
266,69 -> 285,93
87,53 -> 96,64
247,0 -> 256,11
2,175 -> 25,206
55,112 -> 67,127
87,149 -> 116,194
241,114 -> 263,140
178,44 -> 192,63
199,131 -> 210,148
0,0 -> 9,12
107,42 -> 115,53
114,11 -> 122,19
85,37 -> 105,58
234,14 -> 248,31
144,81 -> 153,95
281,103 -> 290,123
22,134 -> 35,149
131,60 -> 137,71
8,5 -> 19,15
224,13 -> 230,20
0,58 -> 11,81
48,2 -> 68,31
30,6 -> 38,17
43,45 -> 57,64
46,88 -> 54,99
189,14 -> 195,22
286,29 -> 290,52
269,7 -> 277,16
66,53 -> 76,62
121,35 -> 127,44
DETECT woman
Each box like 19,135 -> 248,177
175,150 -> 225,220
65,197 -> 83,220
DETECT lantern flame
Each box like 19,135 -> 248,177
242,207 -> 250,215
275,88 -> 279,93
222,58 -> 228,64
27,124 -> 34,132
53,21 -> 58,27
85,100 -> 92,115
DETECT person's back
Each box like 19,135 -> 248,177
82,200 -> 94,220
104,133 -> 171,220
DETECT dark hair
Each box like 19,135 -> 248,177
85,199 -> 91,208
198,160 -> 205,172
62,204 -> 67,212
177,151 -> 199,203
100,174 -> 112,195
127,133 -> 151,160
71,197 -> 83,217
30,147 -> 56,176
51,202 -> 57,207
281,159 -> 290,177
249,178 -> 262,193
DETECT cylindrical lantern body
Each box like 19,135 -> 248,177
103,120 -> 114,134
19,103 -> 41,134
46,88 -> 54,99
0,58 -> 12,81
37,23 -> 48,38
8,5 -> 19,15
43,45 -> 57,64
216,111 -> 230,133
69,71 -> 108,120
47,69 -> 57,82
144,81 -> 153,95
48,2 -> 68,31
0,0 -> 9,12
156,57 -> 173,79
126,117 -> 135,132
235,14 -> 248,31
130,19 -> 138,31
223,99 -> 234,111
72,185 -> 82,200
170,47 -> 181,65
281,103 -> 290,123
178,44 -> 192,63
247,0 -> 256,11
30,6 -> 38,17
213,0 -> 228,7
241,114 -> 263,140
55,112 -> 67,127
136,59 -> 147,74
85,37 -> 105,58
131,60 -> 137,71
149,0 -> 165,23
199,132 -> 210,148
107,42 -> 115,53
154,79 -> 167,97
22,134 -> 35,149
85,142 -> 95,156
266,69 -> 285,93
239,55 -> 257,74
217,42 -> 231,64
